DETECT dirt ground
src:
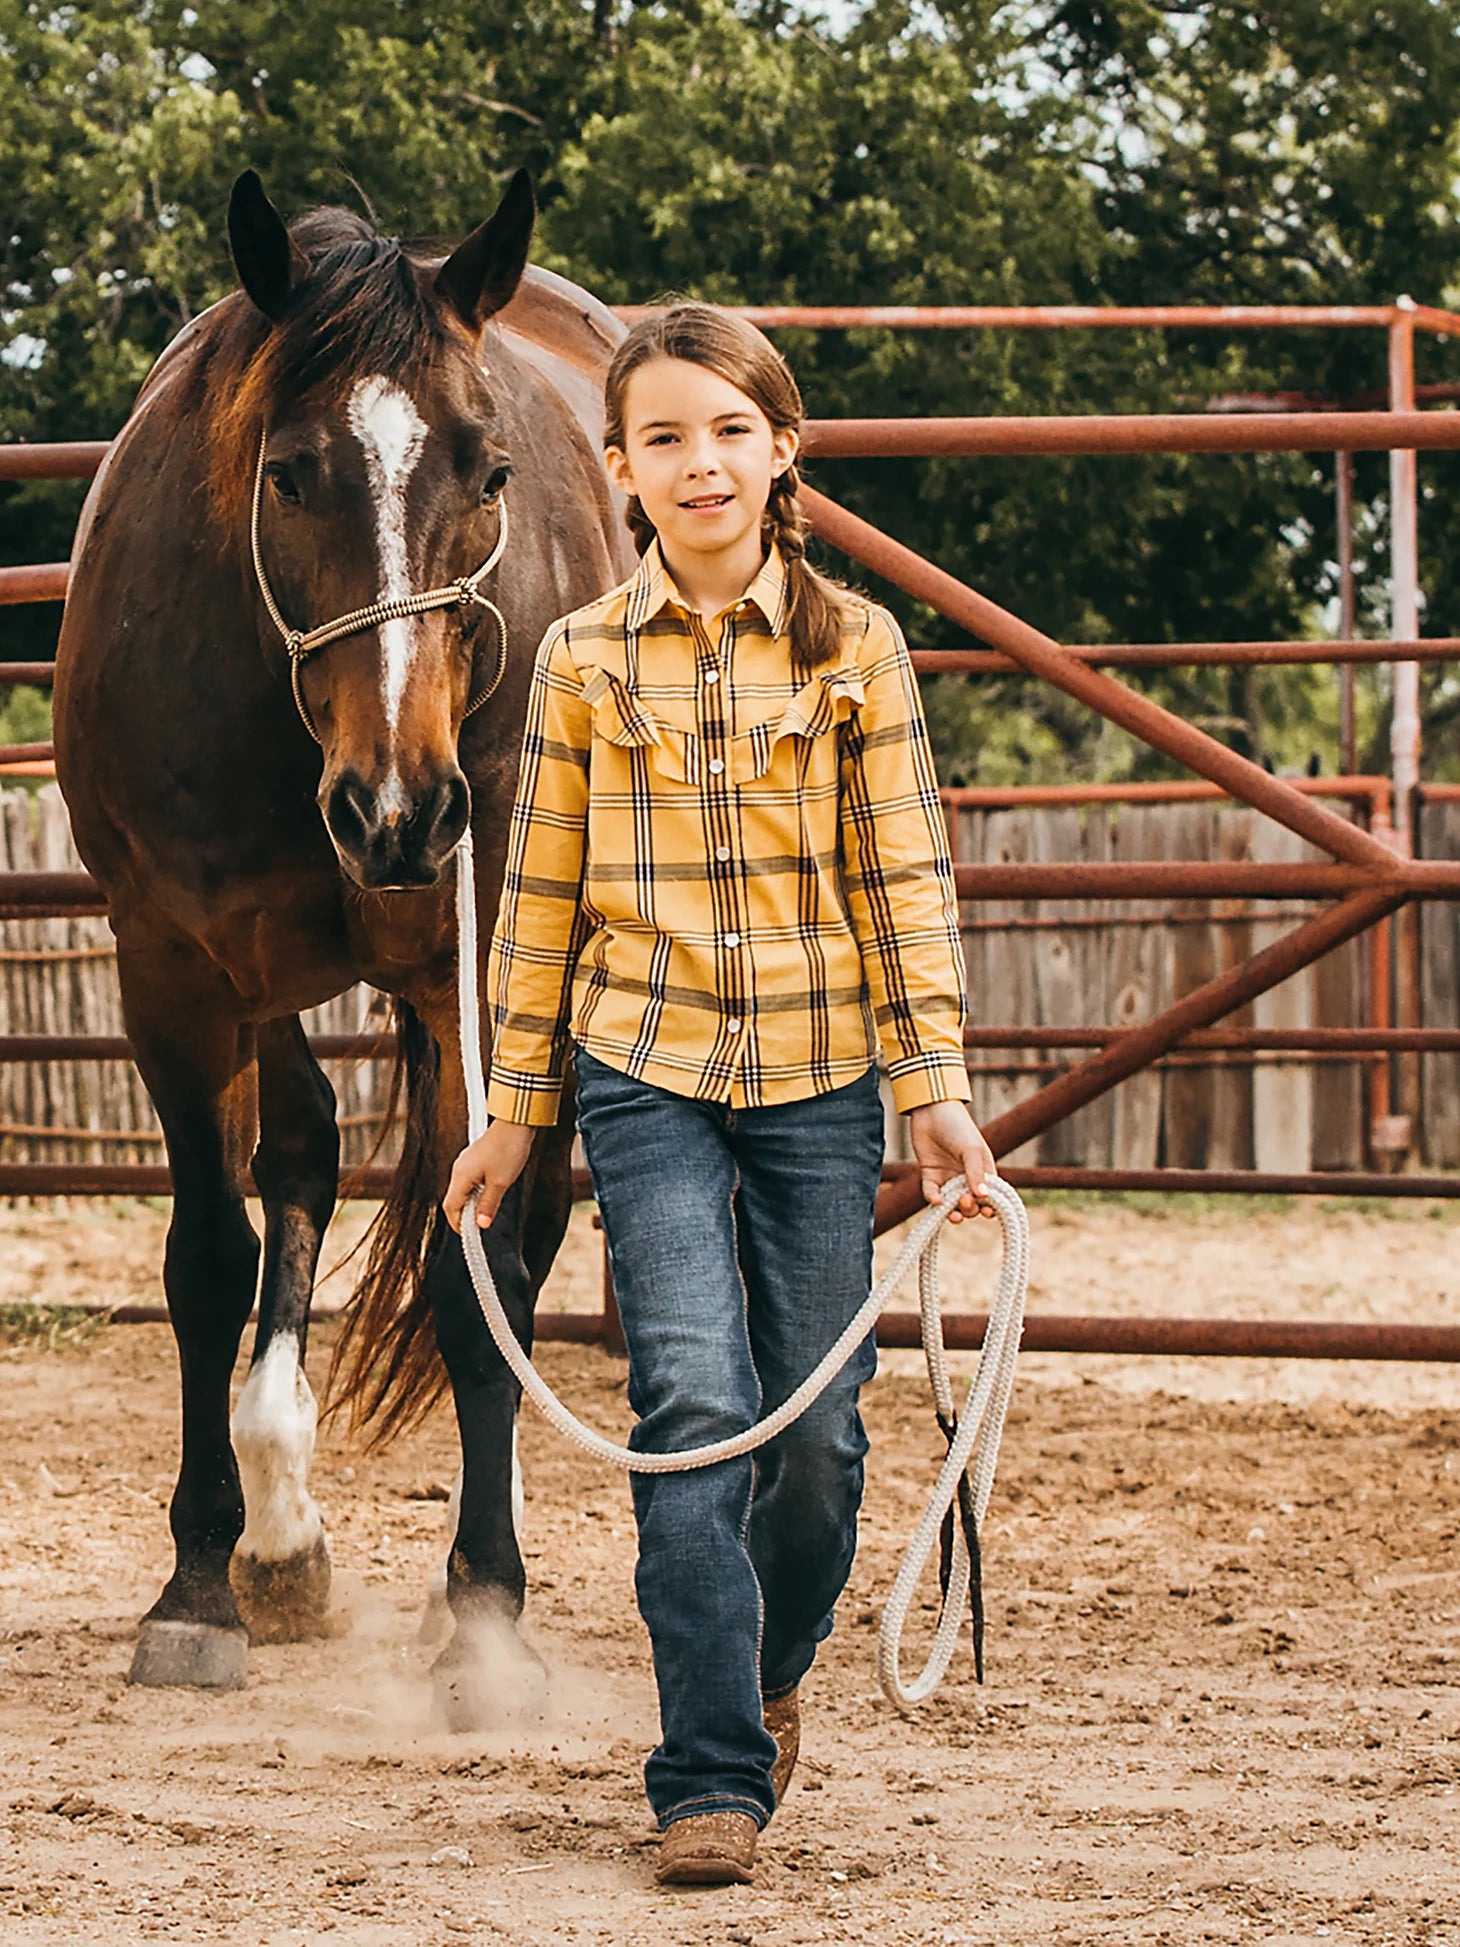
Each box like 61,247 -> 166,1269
1,1193 -> 1458,1946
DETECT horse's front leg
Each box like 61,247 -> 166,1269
426,1199 -> 536,1728
122,958 -> 260,1690
419,1011 -> 576,1728
229,1015 -> 338,1643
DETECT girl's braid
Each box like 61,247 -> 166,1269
764,465 -> 808,565
765,465 -> 848,674
625,494 -> 658,557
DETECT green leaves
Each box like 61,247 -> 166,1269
4,0 -> 1460,776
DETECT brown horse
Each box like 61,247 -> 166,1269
53,170 -> 630,1717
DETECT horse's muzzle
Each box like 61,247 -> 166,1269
322,766 -> 471,890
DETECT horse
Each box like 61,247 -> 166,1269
53,169 -> 631,1719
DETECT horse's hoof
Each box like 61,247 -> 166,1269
231,1534 -> 332,1643
431,1615 -> 549,1732
127,1620 -> 249,1690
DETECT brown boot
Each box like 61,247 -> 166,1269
763,1688 -> 801,1804
656,1811 -> 759,1886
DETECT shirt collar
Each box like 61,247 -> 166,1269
630,539 -> 791,638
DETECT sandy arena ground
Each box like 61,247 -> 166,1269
1,1193 -> 1458,1946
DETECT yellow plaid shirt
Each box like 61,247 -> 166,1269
485,542 -> 970,1124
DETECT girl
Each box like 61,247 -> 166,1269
445,304 -> 995,1886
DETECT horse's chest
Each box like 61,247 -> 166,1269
216,924 -> 344,1016
111,875 -> 357,1021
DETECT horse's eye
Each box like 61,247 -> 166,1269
267,464 -> 301,506
481,464 -> 512,505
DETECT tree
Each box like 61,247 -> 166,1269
4,0 -> 1459,778
1037,0 -> 1460,773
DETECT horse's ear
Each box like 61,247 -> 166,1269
228,171 -> 308,323
435,169 -> 536,333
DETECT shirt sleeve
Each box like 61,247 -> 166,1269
485,622 -> 593,1126
839,605 -> 970,1113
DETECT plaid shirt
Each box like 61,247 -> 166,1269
485,542 -> 970,1124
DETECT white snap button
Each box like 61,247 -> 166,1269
727,1018 -> 742,1034
705,668 -> 721,685
708,758 -> 725,775
723,932 -> 741,949
715,846 -> 731,863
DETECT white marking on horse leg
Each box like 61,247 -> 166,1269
345,374 -> 427,744
232,1332 -> 324,1563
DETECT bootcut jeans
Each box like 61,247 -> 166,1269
573,1046 -> 885,1830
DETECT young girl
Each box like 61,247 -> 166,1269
445,304 -> 995,1886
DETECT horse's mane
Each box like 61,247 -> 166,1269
203,208 -> 459,524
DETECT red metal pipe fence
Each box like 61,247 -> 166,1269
4,301 -> 1460,1360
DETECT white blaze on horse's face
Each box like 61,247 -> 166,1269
345,374 -> 428,790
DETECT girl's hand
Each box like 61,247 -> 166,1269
908,1099 -> 998,1222
443,1121 -> 537,1233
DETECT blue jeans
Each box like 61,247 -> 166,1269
573,1048 -> 884,1830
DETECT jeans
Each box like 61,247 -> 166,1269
573,1047 -> 885,1829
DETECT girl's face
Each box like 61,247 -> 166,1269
605,356 -> 798,568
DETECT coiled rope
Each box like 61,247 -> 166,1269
453,823 -> 1030,1712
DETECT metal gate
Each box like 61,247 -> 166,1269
3,297 -> 1459,1360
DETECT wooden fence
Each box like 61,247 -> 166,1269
0,785 -> 1454,1177
0,788 -> 395,1171
948,802 -> 1370,1171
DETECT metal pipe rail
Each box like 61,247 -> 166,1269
56,1297 -> 1460,1361
801,411 -> 1460,459
942,776 -> 1389,806
964,1026 -> 1460,1053
0,871 -> 106,920
953,860 -> 1460,899
7,858 -> 1458,915
3,1158 -> 1453,1206
913,639 -> 1460,673
1,1023 -> 1455,1068
0,1032 -> 396,1063
625,303 -> 1454,331
904,1314 -> 1460,1361
0,441 -> 108,480
0,565 -> 68,605
6,644 -> 1453,690
3,1024 -> 1453,1067
5,408 -> 1460,492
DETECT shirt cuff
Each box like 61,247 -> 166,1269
887,1051 -> 973,1115
484,1069 -> 564,1128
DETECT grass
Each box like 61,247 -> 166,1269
1314,1194 -> 1460,1222
0,1302 -> 108,1352
1022,1188 -> 1299,1219
1024,1187 -> 1460,1221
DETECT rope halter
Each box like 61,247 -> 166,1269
249,434 -> 510,745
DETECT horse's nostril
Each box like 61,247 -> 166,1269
427,769 -> 471,859
326,773 -> 374,855
323,767 -> 468,887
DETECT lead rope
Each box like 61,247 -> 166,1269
453,825 -> 1030,1712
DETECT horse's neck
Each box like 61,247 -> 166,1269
495,266 -> 624,383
